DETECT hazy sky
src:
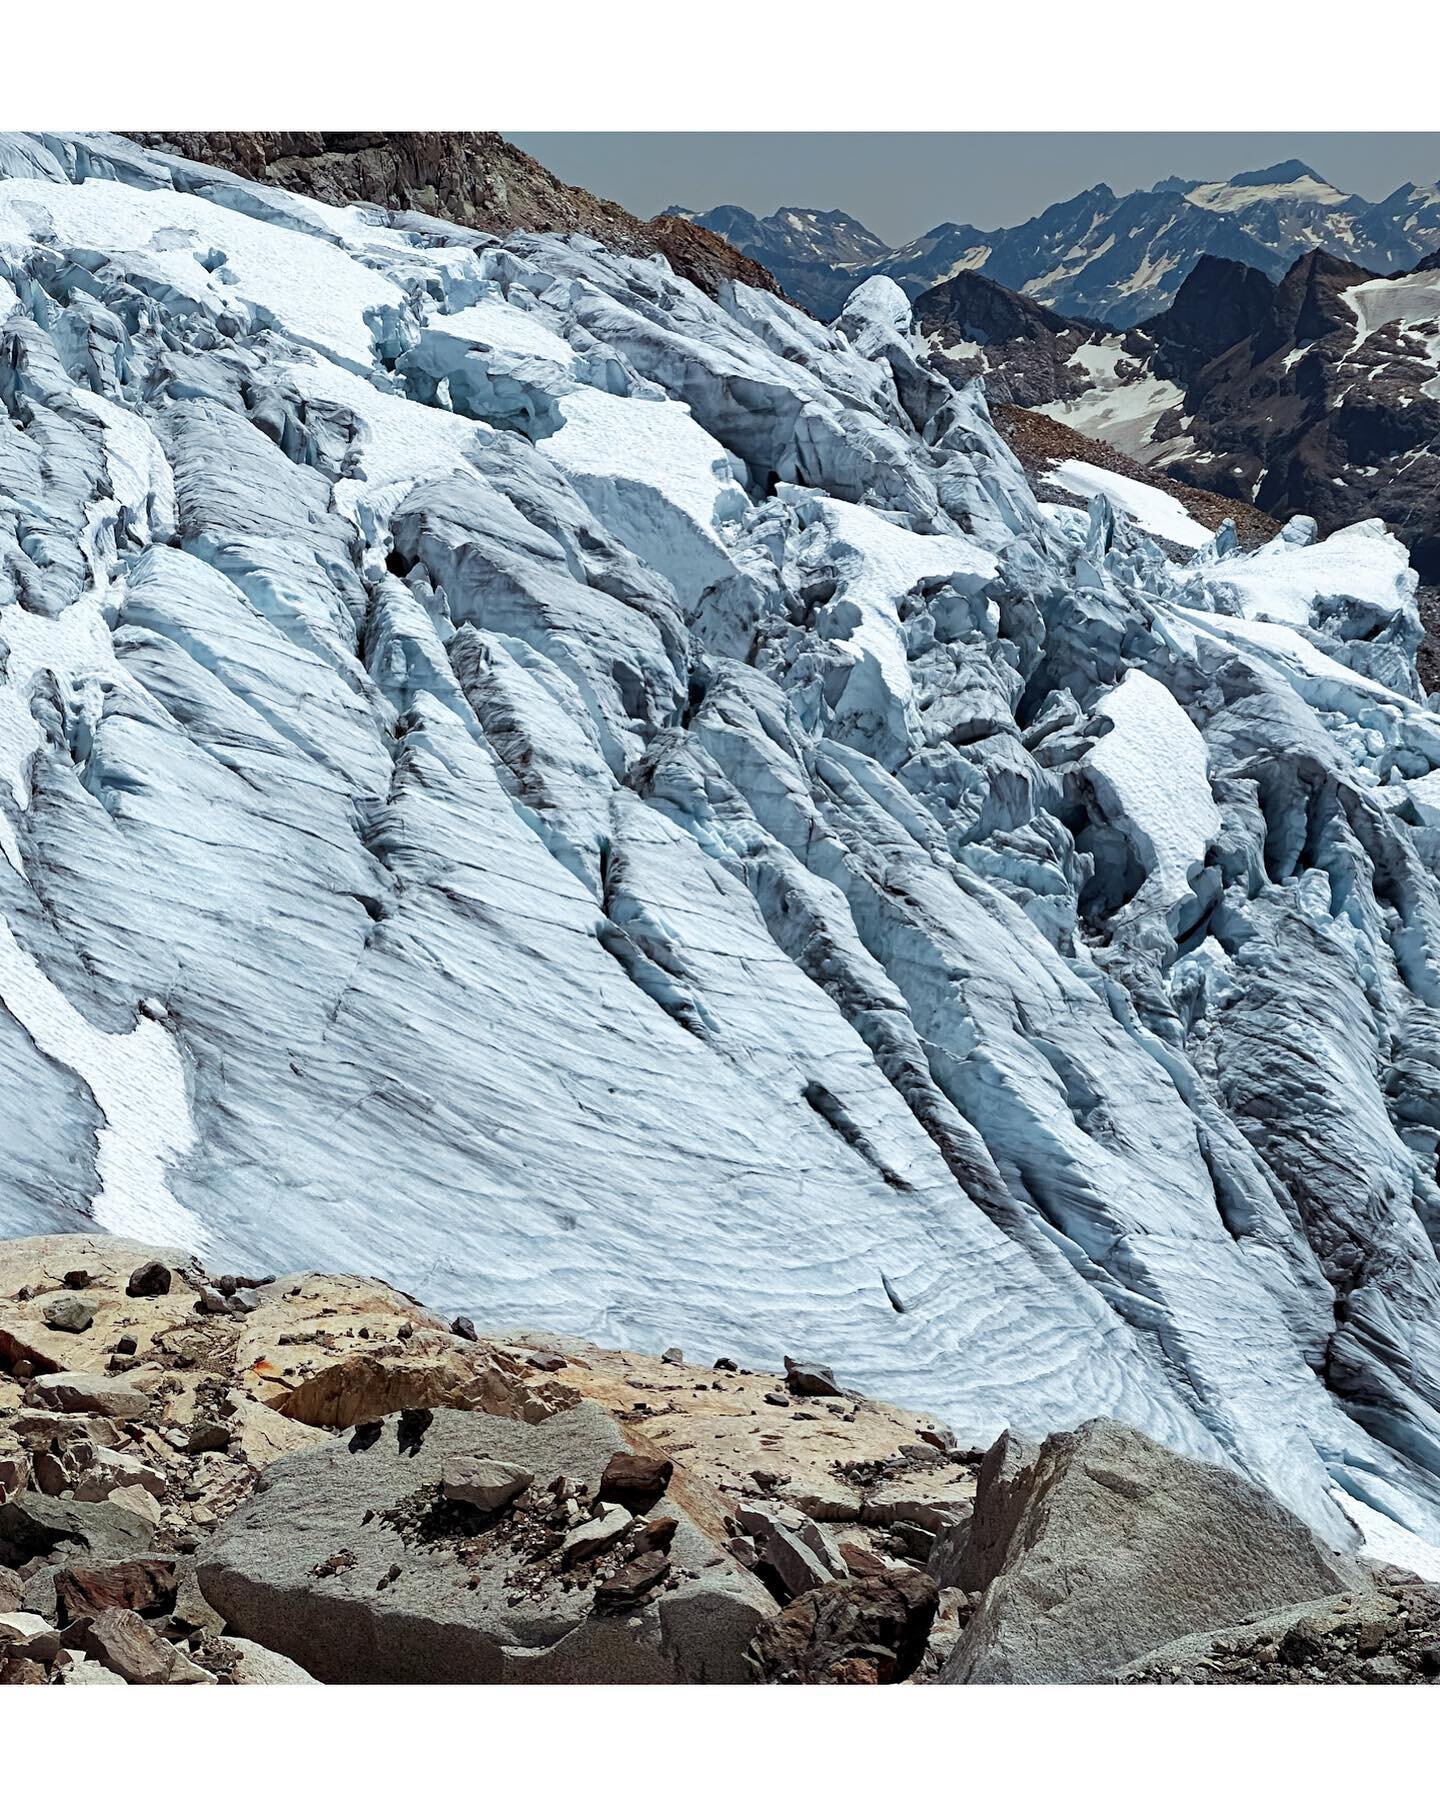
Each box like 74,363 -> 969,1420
510,133 -> 1440,247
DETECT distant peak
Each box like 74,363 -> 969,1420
1230,159 -> 1328,188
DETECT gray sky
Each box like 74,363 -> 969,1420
510,133 -> 1440,247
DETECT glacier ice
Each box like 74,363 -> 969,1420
6,134 -> 1440,1568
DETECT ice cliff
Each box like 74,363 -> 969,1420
4,133 -> 1440,1568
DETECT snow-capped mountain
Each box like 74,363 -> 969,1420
664,204 -> 892,319
8,133 -> 1440,1578
687,161 -> 1440,325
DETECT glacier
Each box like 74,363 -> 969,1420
5,133 -> 1440,1569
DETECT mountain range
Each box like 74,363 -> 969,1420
672,161 -> 1440,324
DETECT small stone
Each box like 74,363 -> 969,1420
593,1550 -> 669,1610
53,1558 -> 178,1626
764,1392 -> 791,1408
441,1455 -> 533,1513
0,1610 -> 61,1655
228,1289 -> 263,1316
839,1541 -> 888,1577
397,1322 -> 414,1340
62,1269 -> 93,1291
86,1607 -> 186,1684
114,1335 -> 139,1356
562,1503 -> 631,1566
43,1295 -> 97,1334
451,1316 -> 478,1342
713,1357 -> 739,1372
198,1288 -> 228,1314
628,1513 -> 679,1556
526,1350 -> 567,1372
660,1347 -> 684,1366
125,1261 -> 172,1299
0,1654 -> 47,1684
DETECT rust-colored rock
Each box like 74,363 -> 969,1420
746,1568 -> 939,1685
53,1559 -> 178,1626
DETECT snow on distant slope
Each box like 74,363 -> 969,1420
7,134 -> 1440,1570
1035,342 -> 1189,464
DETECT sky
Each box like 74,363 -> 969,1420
510,134 -> 1440,248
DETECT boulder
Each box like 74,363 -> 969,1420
943,1418 -> 1365,1685
746,1567 -> 938,1684
0,1491 -> 156,1570
85,1607 -> 209,1684
784,1360 -> 841,1398
26,1372 -> 150,1420
736,1501 -> 843,1598
42,1296 -> 96,1334
0,1610 -> 61,1657
52,1558 -> 178,1626
106,1487 -> 164,1528
125,1261 -> 174,1299
197,1402 -> 773,1683
561,1503 -> 631,1566
955,1429 -> 1039,1591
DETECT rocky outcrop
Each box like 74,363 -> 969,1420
915,271 -> 1100,408
942,1419 -> 1364,1685
196,1403 -> 772,1684
125,131 -> 784,302
0,1232 -> 975,1685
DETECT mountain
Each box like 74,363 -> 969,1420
994,248 -> 1440,584
127,130 -> 786,303
7,133 -> 1440,1581
686,161 -> 1440,325
664,203 -> 891,317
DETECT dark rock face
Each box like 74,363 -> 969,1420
127,132 -> 784,303
1148,254 -> 1279,383
914,272 -> 1100,408
1149,250 -> 1440,586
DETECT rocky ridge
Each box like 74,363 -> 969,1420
4,1234 -> 1438,1686
126,131 -> 785,303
